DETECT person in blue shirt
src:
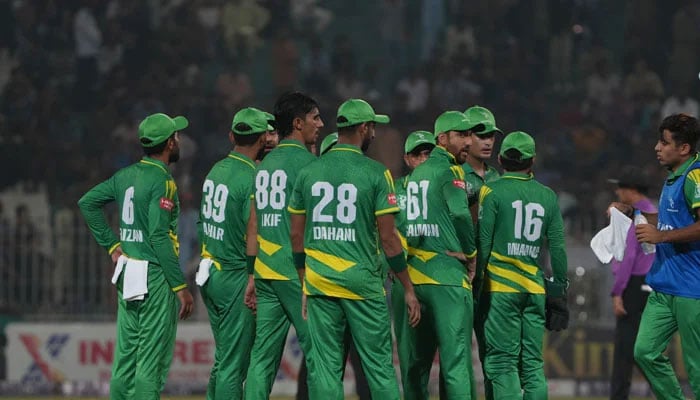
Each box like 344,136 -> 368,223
635,113 -> 700,399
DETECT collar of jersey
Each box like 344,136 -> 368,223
666,153 -> 699,183
329,144 -> 362,154
462,159 -> 496,175
433,146 -> 458,165
501,172 -> 533,180
227,151 -> 256,170
277,139 -> 307,150
140,157 -> 169,174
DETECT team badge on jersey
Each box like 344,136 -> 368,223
160,197 -> 175,211
452,179 -> 466,190
388,193 -> 397,205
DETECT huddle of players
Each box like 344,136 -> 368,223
197,91 -> 568,400
79,90 -> 569,400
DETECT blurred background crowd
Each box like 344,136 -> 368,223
1,0 -> 700,332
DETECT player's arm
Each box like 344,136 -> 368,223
637,173 -> 700,243
288,172 -> 308,281
245,196 -> 258,274
147,178 -> 187,292
442,169 -> 476,257
545,193 -> 568,287
476,186 -> 496,294
77,176 -> 121,256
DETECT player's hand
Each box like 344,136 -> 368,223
301,293 -> 308,320
244,275 -> 257,314
635,224 -> 663,244
177,289 -> 194,320
607,202 -> 632,217
110,246 -> 123,265
446,251 -> 476,281
612,295 -> 627,317
404,288 -> 421,327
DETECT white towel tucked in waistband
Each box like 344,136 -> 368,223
196,258 -> 214,286
111,255 -> 149,301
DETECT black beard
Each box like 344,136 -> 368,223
255,147 -> 267,161
168,150 -> 180,163
361,137 -> 371,152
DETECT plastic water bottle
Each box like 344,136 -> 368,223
634,209 -> 656,255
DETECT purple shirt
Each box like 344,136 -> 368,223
610,198 -> 658,296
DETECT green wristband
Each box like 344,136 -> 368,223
246,255 -> 256,275
293,252 -> 306,269
386,253 -> 407,273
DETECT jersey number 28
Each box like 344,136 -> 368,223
312,182 -> 357,224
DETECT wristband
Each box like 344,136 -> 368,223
293,252 -> 306,270
246,255 -> 256,275
386,253 -> 407,273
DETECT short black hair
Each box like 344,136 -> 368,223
659,113 -> 700,148
142,135 -> 173,156
500,149 -> 533,171
273,91 -> 319,139
232,124 -> 264,146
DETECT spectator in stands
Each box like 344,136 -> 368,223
661,82 -> 700,118
73,0 -> 101,110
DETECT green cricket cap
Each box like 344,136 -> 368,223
465,105 -> 501,134
231,107 -> 275,135
404,130 -> 436,154
500,131 -> 536,160
320,132 -> 339,155
336,99 -> 390,128
138,113 -> 189,147
434,111 -> 471,135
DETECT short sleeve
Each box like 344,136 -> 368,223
375,169 -> 400,216
684,168 -> 700,210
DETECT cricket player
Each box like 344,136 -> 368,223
634,113 -> 700,399
402,111 -> 477,400
478,131 -> 569,400
77,113 -> 194,400
462,105 -> 501,400
244,92 -> 324,400
197,107 -> 272,399
391,130 -> 436,388
289,98 -> 421,400
319,132 -> 339,155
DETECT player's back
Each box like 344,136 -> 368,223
290,144 -> 399,300
254,139 -> 316,280
111,158 -> 179,264
200,152 -> 256,268
479,172 -> 560,292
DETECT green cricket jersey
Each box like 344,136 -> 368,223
404,146 -> 476,288
463,162 -> 500,206
199,151 -> 256,270
288,144 -> 399,300
254,139 -> 316,280
395,175 -> 409,248
78,157 -> 186,291
477,172 -> 568,294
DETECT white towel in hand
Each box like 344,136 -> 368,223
196,258 -> 214,286
122,258 -> 149,301
590,207 -> 632,263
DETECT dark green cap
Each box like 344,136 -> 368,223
231,107 -> 275,135
138,113 -> 188,147
465,105 -> 501,134
336,99 -> 390,128
500,131 -> 535,159
434,111 -> 471,135
404,130 -> 436,153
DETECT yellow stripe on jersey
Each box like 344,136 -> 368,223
304,266 -> 363,299
384,170 -> 396,192
376,206 -> 400,216
257,235 -> 282,256
462,278 -> 472,290
479,186 -> 492,203
408,247 -> 438,263
140,159 -> 168,174
287,206 -> 306,214
397,230 -> 408,252
169,231 -> 180,256
167,180 -> 177,199
487,264 -> 545,294
200,244 -> 222,270
485,278 -> 520,293
306,248 -> 356,272
255,258 -> 290,280
408,265 -> 440,285
450,165 -> 465,180
687,169 -> 700,185
490,251 -> 539,275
